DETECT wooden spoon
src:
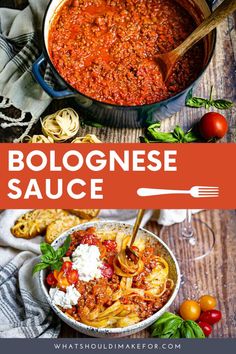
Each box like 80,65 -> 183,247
156,0 -> 236,82
125,209 -> 145,264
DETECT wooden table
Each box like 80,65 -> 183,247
60,209 -> 236,339
0,0 -> 236,339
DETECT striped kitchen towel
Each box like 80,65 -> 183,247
0,0 -> 54,142
0,210 -> 61,338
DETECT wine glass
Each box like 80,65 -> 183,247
159,210 -> 215,262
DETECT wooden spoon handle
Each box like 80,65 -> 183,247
175,0 -> 236,58
130,209 -> 145,246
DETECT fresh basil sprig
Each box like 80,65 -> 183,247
33,235 -> 71,274
140,123 -> 199,143
186,86 -> 233,110
151,312 -> 205,339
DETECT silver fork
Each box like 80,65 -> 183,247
137,186 -> 219,198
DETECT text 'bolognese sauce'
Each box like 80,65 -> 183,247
48,0 -> 204,106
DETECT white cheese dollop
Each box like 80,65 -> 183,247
49,285 -> 81,309
72,244 -> 103,282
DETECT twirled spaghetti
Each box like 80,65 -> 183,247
48,227 -> 174,328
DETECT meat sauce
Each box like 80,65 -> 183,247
48,0 -> 204,106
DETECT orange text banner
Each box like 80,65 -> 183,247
0,143 -> 235,209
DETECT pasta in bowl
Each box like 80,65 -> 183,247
39,221 -> 180,337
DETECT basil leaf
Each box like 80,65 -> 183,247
212,99 -> 233,110
153,312 -> 179,325
170,328 -> 181,338
151,312 -> 183,337
173,125 -> 185,142
186,97 -> 208,108
160,318 -> 183,337
56,235 -> 71,259
32,262 -> 49,275
186,320 -> 205,338
180,322 -> 195,338
183,130 -> 200,143
40,254 -> 55,264
148,130 -> 179,143
33,236 -> 71,275
147,122 -> 161,130
51,261 -> 63,271
40,242 -> 55,255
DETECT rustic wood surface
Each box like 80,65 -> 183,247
0,0 -> 235,142
60,209 -> 236,339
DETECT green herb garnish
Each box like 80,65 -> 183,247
140,122 -> 199,143
151,312 -> 205,339
32,235 -> 71,274
186,86 -> 233,110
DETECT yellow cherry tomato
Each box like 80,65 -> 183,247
57,270 -> 70,289
179,300 -> 201,321
199,295 -> 217,311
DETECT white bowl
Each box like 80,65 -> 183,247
39,221 -> 181,337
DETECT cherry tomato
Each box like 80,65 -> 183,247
179,300 -> 201,321
199,112 -> 228,140
199,295 -> 217,311
198,321 -> 212,337
67,269 -> 79,284
46,272 -> 57,286
103,240 -> 117,252
61,261 -> 73,274
57,270 -> 70,289
199,309 -> 222,325
81,234 -> 99,246
101,263 -> 114,279
53,269 -> 60,280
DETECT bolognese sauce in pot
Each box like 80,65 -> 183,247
48,0 -> 204,106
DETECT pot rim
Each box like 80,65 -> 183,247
42,0 -> 217,109
39,220 -> 181,335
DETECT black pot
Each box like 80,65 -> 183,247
32,0 -> 217,128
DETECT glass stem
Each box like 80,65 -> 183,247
181,209 -> 194,238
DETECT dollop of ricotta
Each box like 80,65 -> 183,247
72,243 -> 102,282
49,285 -> 81,309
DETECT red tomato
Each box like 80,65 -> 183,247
199,112 -> 228,140
46,272 -> 57,286
101,263 -> 114,279
67,269 -> 79,284
81,234 -> 99,246
61,261 -> 73,274
198,321 -> 212,337
199,310 -> 222,325
103,240 -> 117,252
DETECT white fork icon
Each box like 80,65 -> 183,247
137,186 -> 219,198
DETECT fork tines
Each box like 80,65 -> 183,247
197,186 -> 219,197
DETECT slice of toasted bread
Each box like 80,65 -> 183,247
11,209 -> 69,239
66,209 -> 100,220
45,215 -> 81,244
